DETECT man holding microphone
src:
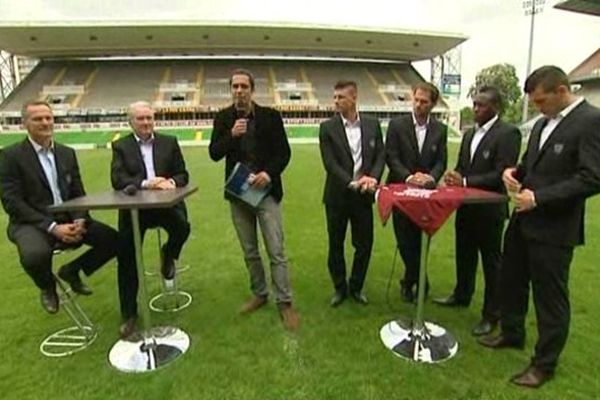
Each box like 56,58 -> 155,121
209,69 -> 299,331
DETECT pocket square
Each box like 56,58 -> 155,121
431,144 -> 437,152
553,143 -> 564,155
483,150 -> 490,159
369,138 -> 375,148
65,174 -> 72,184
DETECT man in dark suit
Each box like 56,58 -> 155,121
111,100 -> 191,337
479,66 -> 600,388
209,69 -> 299,331
0,100 -> 121,314
385,82 -> 447,302
435,86 -> 521,336
319,80 -> 385,307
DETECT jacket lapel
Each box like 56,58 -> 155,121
534,104 -> 583,167
128,134 -> 147,177
22,139 -> 51,191
360,118 -> 371,170
334,115 -> 353,161
421,120 -> 438,159
406,120 -> 419,156
470,121 -> 497,167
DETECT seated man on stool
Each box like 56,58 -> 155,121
111,101 -> 191,337
0,100 -> 123,314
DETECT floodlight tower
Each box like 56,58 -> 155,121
522,0 -> 545,123
431,46 -> 462,130
0,51 -> 16,102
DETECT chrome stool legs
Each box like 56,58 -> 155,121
40,277 -> 98,357
144,229 -> 190,276
148,228 -> 192,313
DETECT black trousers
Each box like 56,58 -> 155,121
499,218 -> 573,373
392,211 -> 424,287
117,204 -> 190,319
8,219 -> 119,291
453,211 -> 504,321
325,199 -> 373,295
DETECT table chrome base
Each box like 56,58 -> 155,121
40,326 -> 98,357
380,319 -> 458,363
108,326 -> 190,372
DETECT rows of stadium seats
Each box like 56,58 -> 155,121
0,59 -> 424,113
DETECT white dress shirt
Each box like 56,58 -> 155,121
134,133 -> 156,188
412,113 -> 429,153
341,113 -> 363,180
539,97 -> 584,150
470,114 -> 498,161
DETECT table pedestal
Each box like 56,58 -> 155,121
108,208 -> 190,372
380,234 -> 458,363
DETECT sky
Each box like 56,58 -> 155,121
1,0 -> 598,104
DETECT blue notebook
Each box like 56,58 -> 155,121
225,162 -> 270,207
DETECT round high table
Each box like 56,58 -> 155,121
376,184 -> 507,363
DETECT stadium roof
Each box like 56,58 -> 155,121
0,21 -> 466,61
554,0 -> 600,16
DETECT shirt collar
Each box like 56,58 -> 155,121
134,132 -> 155,144
341,112 -> 360,128
412,112 -> 429,128
475,114 -> 499,134
28,135 -> 54,153
554,97 -> 584,120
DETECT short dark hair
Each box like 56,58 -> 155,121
229,68 -> 255,90
524,65 -> 570,94
21,100 -> 52,120
477,85 -> 503,109
412,82 -> 440,104
334,80 -> 357,91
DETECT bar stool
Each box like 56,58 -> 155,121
39,248 -> 98,357
148,228 -> 192,313
144,229 -> 190,276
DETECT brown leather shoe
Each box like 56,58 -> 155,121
239,296 -> 268,315
478,334 -> 524,349
510,365 -> 553,388
279,303 -> 299,332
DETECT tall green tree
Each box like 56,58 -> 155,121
468,63 -> 523,124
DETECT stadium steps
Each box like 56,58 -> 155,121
268,67 -> 282,104
364,68 -> 390,105
39,67 -> 67,101
72,67 -> 99,108
155,66 -> 172,104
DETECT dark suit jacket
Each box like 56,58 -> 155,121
456,119 -> 521,221
514,100 -> 600,246
111,132 -> 189,191
318,114 -> 385,205
209,102 -> 291,202
385,114 -> 448,184
0,138 -> 88,233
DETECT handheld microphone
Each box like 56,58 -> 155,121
123,184 -> 138,196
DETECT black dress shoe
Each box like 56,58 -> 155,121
40,288 -> 59,314
119,317 -> 138,339
478,334 -> 524,349
471,319 -> 497,336
510,365 -> 553,388
433,294 -> 469,307
330,291 -> 347,307
350,292 -> 368,305
399,281 -> 414,303
160,246 -> 176,280
58,264 -> 93,296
